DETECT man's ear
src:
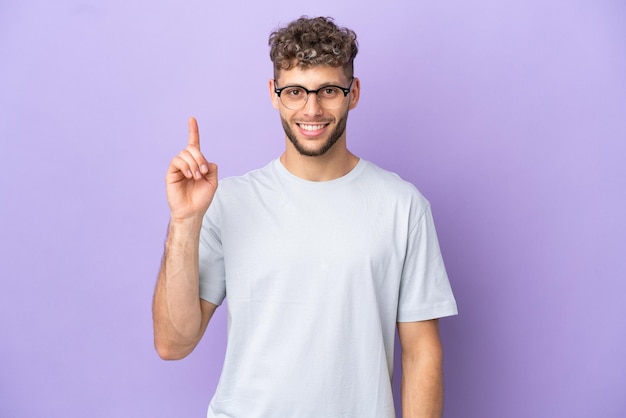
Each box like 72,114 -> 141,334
269,79 -> 280,110
348,77 -> 361,110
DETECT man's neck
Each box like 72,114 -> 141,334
279,143 -> 359,182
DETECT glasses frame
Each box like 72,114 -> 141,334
273,78 -> 355,110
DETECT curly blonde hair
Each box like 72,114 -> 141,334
269,16 -> 358,79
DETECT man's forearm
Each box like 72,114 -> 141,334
401,350 -> 444,418
152,217 -> 205,359
399,320 -> 445,418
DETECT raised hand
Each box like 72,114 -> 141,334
165,117 -> 218,220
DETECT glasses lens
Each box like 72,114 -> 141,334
318,87 -> 343,109
280,87 -> 307,110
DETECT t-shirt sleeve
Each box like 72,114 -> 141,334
198,197 -> 227,306
397,203 -> 458,322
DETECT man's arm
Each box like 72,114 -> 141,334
152,218 -> 217,360
152,117 -> 219,360
397,319 -> 444,418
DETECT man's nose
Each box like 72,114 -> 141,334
302,92 -> 323,115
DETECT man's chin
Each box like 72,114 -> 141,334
293,143 -> 331,157
289,135 -> 336,157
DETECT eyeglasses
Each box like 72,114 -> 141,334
274,78 -> 355,110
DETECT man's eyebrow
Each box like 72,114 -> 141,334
281,81 -> 345,88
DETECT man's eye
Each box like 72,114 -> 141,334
321,87 -> 339,97
286,88 -> 304,97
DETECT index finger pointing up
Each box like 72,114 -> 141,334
188,116 -> 200,148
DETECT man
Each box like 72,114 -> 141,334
153,16 -> 457,418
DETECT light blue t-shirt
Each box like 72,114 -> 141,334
199,159 -> 457,418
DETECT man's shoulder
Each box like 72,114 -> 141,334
359,159 -> 427,200
218,160 -> 277,190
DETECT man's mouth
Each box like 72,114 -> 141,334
298,123 -> 329,131
296,123 -> 330,136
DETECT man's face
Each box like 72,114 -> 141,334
270,65 -> 360,157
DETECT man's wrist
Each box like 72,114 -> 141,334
167,215 -> 204,242
169,214 -> 204,227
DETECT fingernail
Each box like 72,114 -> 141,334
187,170 -> 193,178
201,164 -> 209,174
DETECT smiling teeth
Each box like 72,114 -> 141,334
300,124 -> 326,131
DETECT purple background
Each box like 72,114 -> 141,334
1,1 -> 625,417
